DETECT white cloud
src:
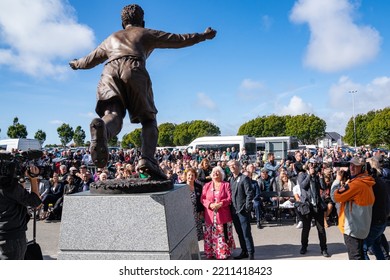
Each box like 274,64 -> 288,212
279,95 -> 313,115
325,75 -> 390,134
0,0 -> 95,78
290,0 -> 381,72
261,15 -> 273,31
238,78 -> 264,100
326,111 -> 348,135
196,92 -> 217,110
329,75 -> 390,113
78,112 -> 96,119
240,79 -> 263,90
50,120 -> 64,125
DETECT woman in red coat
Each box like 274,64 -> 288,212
201,166 -> 235,259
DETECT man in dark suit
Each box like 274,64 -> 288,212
228,160 -> 255,259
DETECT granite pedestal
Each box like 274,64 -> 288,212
57,184 -> 200,260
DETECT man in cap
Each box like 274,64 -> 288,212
331,156 -> 375,260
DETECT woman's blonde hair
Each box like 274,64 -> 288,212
366,157 -> 382,175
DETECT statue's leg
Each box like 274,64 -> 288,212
102,111 -> 123,140
140,119 -> 158,164
90,100 -> 124,168
90,118 -> 109,168
137,119 -> 167,180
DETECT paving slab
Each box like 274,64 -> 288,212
27,218 -> 390,260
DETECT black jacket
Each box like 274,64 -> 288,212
0,180 -> 41,240
298,171 -> 325,210
230,173 -> 254,214
193,182 -> 204,213
371,176 -> 388,225
197,168 -> 212,185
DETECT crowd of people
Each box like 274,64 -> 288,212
2,145 -> 389,260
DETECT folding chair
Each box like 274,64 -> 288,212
260,191 -> 279,224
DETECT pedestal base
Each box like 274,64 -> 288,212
57,184 -> 199,260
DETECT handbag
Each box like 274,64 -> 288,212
295,201 -> 310,215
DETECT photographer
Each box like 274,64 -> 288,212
297,159 -> 329,257
0,165 -> 42,260
330,157 -> 375,260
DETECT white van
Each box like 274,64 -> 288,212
0,138 -> 42,152
187,135 -> 257,162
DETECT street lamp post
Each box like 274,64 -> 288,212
348,90 -> 357,151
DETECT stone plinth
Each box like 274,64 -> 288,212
57,184 -> 199,260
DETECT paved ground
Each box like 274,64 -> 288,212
26,218 -> 390,260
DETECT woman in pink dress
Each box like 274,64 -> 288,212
201,166 -> 235,259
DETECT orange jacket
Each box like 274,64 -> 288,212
331,173 -> 375,239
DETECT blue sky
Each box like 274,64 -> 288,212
0,0 -> 389,145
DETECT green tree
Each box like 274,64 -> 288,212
122,128 -> 142,148
108,135 -> 119,147
7,117 -> 28,138
173,120 -> 220,146
344,111 -> 376,147
237,117 -> 265,136
57,123 -> 74,147
158,122 -> 176,147
73,126 -> 86,146
263,115 -> 286,136
367,107 -> 390,146
188,120 -> 220,139
285,114 -> 326,144
343,118 -> 354,146
34,129 -> 46,145
173,122 -> 191,146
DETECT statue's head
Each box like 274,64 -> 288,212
121,4 -> 145,29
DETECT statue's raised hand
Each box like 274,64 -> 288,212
204,27 -> 217,40
69,59 -> 78,70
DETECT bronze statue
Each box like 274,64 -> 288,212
69,4 -> 216,180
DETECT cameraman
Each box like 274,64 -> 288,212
330,157 -> 375,260
298,159 -> 329,257
0,165 -> 42,260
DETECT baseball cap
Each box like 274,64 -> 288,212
349,157 -> 364,166
69,166 -> 78,172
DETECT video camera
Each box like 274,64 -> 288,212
333,161 -> 350,168
0,150 -> 52,181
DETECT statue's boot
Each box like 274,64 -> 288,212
137,158 -> 167,180
90,118 -> 109,168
